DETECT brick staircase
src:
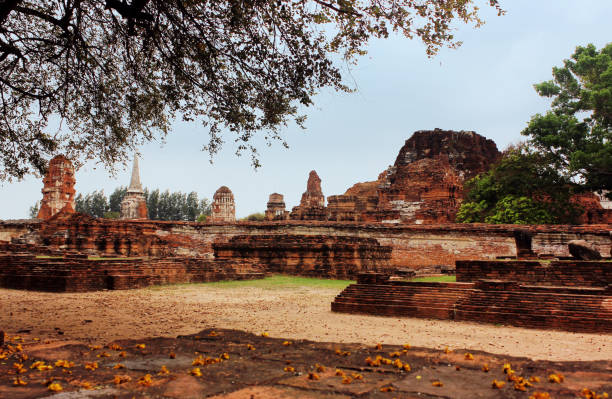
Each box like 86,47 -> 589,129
331,281 -> 474,319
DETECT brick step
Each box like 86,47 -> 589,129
461,293 -> 607,307
454,309 -> 612,333
455,303 -> 611,319
333,297 -> 465,308
331,301 -> 455,319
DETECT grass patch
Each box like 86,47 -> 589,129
150,275 -> 355,290
410,275 -> 456,283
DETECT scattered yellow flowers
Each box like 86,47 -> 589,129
113,363 -> 125,369
158,365 -> 170,375
84,362 -> 98,371
190,367 -> 202,377
12,377 -> 27,386
464,352 -> 474,360
108,343 -> 123,351
307,372 -> 319,380
492,379 -> 506,389
260,332 -> 269,337
135,343 -> 146,349
48,382 -> 63,392
113,375 -> 132,385
96,351 -> 111,358
247,344 -> 256,351
282,340 -> 292,346
54,360 -> 74,368
529,392 -> 552,399
283,366 -> 295,372
548,373 -> 565,383
137,374 -> 153,387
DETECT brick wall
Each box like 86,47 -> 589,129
456,260 -> 612,287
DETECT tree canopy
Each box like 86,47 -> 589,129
69,186 -> 211,220
457,42 -> 611,225
522,43 -> 611,197
0,0 -> 503,179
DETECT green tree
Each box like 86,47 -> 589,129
456,146 -> 582,224
0,1 -> 503,180
108,187 -> 127,213
241,212 -> 266,221
522,43 -> 612,198
28,201 -> 40,218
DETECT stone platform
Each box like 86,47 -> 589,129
332,271 -> 612,334
0,251 -> 262,292
0,328 -> 609,398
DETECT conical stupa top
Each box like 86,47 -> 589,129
128,155 -> 143,193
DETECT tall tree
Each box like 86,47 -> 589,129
522,43 -> 612,198
0,0 -> 503,179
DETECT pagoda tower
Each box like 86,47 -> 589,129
120,156 -> 148,219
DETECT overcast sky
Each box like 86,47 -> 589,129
1,1 -> 611,220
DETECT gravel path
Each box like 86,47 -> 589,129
1,285 -> 610,361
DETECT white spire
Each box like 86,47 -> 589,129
127,155 -> 143,193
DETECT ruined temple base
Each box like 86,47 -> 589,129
332,273 -> 612,334
0,328 -> 610,399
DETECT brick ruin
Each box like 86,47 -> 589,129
36,155 -> 76,220
289,170 -> 327,220
120,156 -> 148,219
210,186 -> 236,223
265,193 -> 289,221
214,234 -> 392,279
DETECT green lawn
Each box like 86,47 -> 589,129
151,275 -> 355,290
409,275 -> 456,283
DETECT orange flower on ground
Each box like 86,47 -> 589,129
113,375 -> 132,385
12,377 -> 27,386
403,343 -> 411,350
335,369 -> 345,377
283,366 -> 295,372
138,374 -> 153,387
403,363 -> 411,372
529,376 -> 540,383
108,343 -> 123,351
118,351 -> 127,358
464,353 -> 474,360
315,364 -> 326,372
80,381 -> 93,389
548,373 -> 564,383
158,366 -> 170,375
221,353 -> 230,360
247,344 -> 255,351
113,363 -> 125,369
84,362 -> 98,371
342,376 -> 352,384
482,364 -> 490,372
529,393 -> 552,399
48,382 -> 63,392
351,373 -> 363,380
260,332 -> 269,337
492,379 -> 506,389
581,388 -> 609,399
96,352 -> 111,358
282,341 -> 292,346
190,368 -> 202,377
54,360 -> 74,368
307,372 -> 319,380
135,343 -> 146,350
432,381 -> 443,387
208,331 -> 218,337
380,386 -> 394,392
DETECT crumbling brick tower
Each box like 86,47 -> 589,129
37,155 -> 76,220
265,193 -> 289,220
210,186 -> 236,222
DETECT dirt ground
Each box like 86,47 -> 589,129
1,284 -> 610,362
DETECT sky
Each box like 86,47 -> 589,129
1,0 -> 611,220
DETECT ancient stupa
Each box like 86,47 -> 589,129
120,156 -> 148,219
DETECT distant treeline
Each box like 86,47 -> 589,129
30,187 -> 211,221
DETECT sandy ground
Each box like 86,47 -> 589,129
1,285 -> 610,362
